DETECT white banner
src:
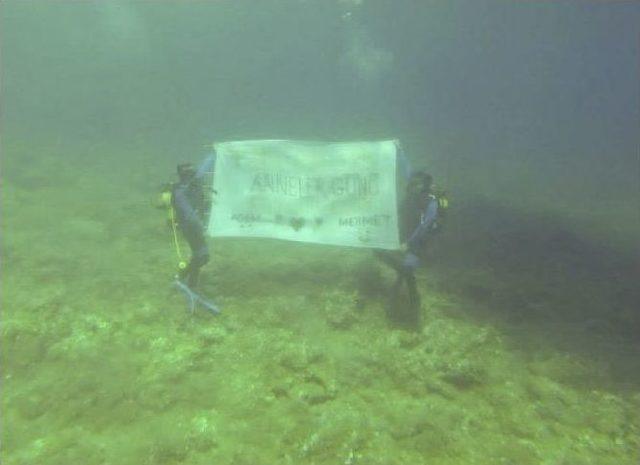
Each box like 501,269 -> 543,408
207,139 -> 399,249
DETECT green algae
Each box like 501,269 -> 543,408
2,143 -> 639,465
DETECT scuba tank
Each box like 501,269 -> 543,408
429,186 -> 449,233
156,182 -> 188,271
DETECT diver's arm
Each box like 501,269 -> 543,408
194,152 -> 216,181
396,142 -> 412,180
406,197 -> 438,251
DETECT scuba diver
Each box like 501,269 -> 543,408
375,170 -> 448,326
158,154 -> 215,289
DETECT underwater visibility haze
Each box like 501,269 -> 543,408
1,1 -> 639,464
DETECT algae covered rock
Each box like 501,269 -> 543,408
14,389 -> 48,421
270,339 -> 336,405
323,290 -> 361,330
278,342 -> 325,372
387,330 -> 422,350
197,325 -> 229,347
186,411 -> 220,453
289,402 -> 370,464
583,391 -> 628,438
295,381 -> 337,405
439,358 -> 487,389
291,366 -> 338,406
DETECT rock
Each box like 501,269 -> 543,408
296,382 -> 335,405
324,292 -> 360,330
440,360 -> 486,389
199,326 -> 228,346
388,330 -> 422,350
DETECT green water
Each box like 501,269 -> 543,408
2,2 -> 639,464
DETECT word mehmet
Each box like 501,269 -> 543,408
338,214 -> 392,227
250,172 -> 381,198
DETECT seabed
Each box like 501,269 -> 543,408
2,143 -> 639,465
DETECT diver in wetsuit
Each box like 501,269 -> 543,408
170,155 -> 215,288
376,171 -> 444,325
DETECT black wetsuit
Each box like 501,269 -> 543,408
377,189 -> 439,320
171,155 -> 214,287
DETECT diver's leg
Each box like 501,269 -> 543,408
186,263 -> 201,288
406,273 -> 420,309
375,249 -> 406,316
182,233 -> 209,288
178,262 -> 191,283
401,252 -> 422,326
390,270 -> 404,302
376,249 -> 405,298
188,249 -> 209,288
374,249 -> 404,274
403,273 -> 421,328
402,253 -> 421,306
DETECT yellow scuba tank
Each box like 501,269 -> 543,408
433,186 -> 449,214
158,190 -> 172,208
431,187 -> 449,233
437,195 -> 449,211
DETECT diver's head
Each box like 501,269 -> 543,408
177,163 -> 196,183
407,171 -> 433,195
